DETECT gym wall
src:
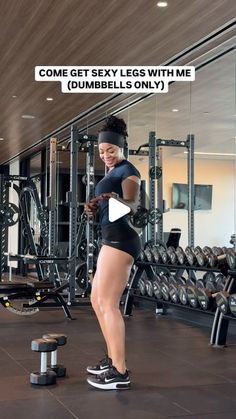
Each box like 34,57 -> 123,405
132,156 -> 234,248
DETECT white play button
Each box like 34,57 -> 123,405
108,197 -> 131,222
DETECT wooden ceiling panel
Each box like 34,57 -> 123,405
0,0 -> 235,164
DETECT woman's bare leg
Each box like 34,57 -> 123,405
91,245 -> 133,373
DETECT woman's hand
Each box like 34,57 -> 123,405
84,193 -> 119,216
84,198 -> 99,217
97,192 -> 119,201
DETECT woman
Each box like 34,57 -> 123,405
85,115 -> 141,390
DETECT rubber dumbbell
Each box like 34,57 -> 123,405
195,278 -> 205,289
143,247 -> 154,262
175,246 -> 186,265
168,276 -> 179,303
159,273 -> 171,301
169,276 -> 186,304
151,245 -> 161,263
215,291 -> 230,314
185,247 -> 196,266
194,246 -> 208,267
185,276 -> 195,287
42,333 -> 67,377
169,283 -> 180,303
186,285 -> 199,308
178,282 -> 189,305
153,277 -> 163,299
203,272 -> 217,292
167,246 -> 177,264
30,338 -> 57,385
208,252 -> 227,268
138,249 -> 146,262
215,273 -> 227,292
143,241 -> 155,262
212,246 -> 224,256
229,294 -> 236,316
196,288 -> 215,311
139,277 -> 147,295
202,246 -> 212,256
226,248 -> 236,269
145,279 -> 154,297
158,245 -> 168,264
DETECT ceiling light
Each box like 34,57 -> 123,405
46,97 -> 53,101
157,2 -> 168,7
184,151 -> 236,156
21,114 -> 36,119
12,95 -> 17,98
172,108 -> 179,112
0,137 -> 4,141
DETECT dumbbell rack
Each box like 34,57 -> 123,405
124,261 -> 236,346
210,269 -> 236,346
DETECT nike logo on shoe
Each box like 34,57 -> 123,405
100,365 -> 109,370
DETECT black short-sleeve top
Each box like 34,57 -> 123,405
95,159 -> 140,226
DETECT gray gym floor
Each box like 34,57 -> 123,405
1,295 -> 236,419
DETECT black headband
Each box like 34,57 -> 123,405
98,131 -> 125,147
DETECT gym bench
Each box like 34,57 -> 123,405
0,281 -> 72,319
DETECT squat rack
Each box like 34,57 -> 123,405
130,132 -> 195,246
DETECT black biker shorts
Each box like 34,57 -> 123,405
101,223 -> 141,260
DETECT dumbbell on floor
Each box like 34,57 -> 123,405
30,338 -> 57,385
42,333 -> 67,377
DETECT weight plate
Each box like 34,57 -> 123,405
0,203 -> 20,227
130,207 -> 149,228
149,166 -> 162,180
148,208 -> 162,225
75,262 -> 90,290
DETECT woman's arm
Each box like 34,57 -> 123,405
121,175 -> 140,214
